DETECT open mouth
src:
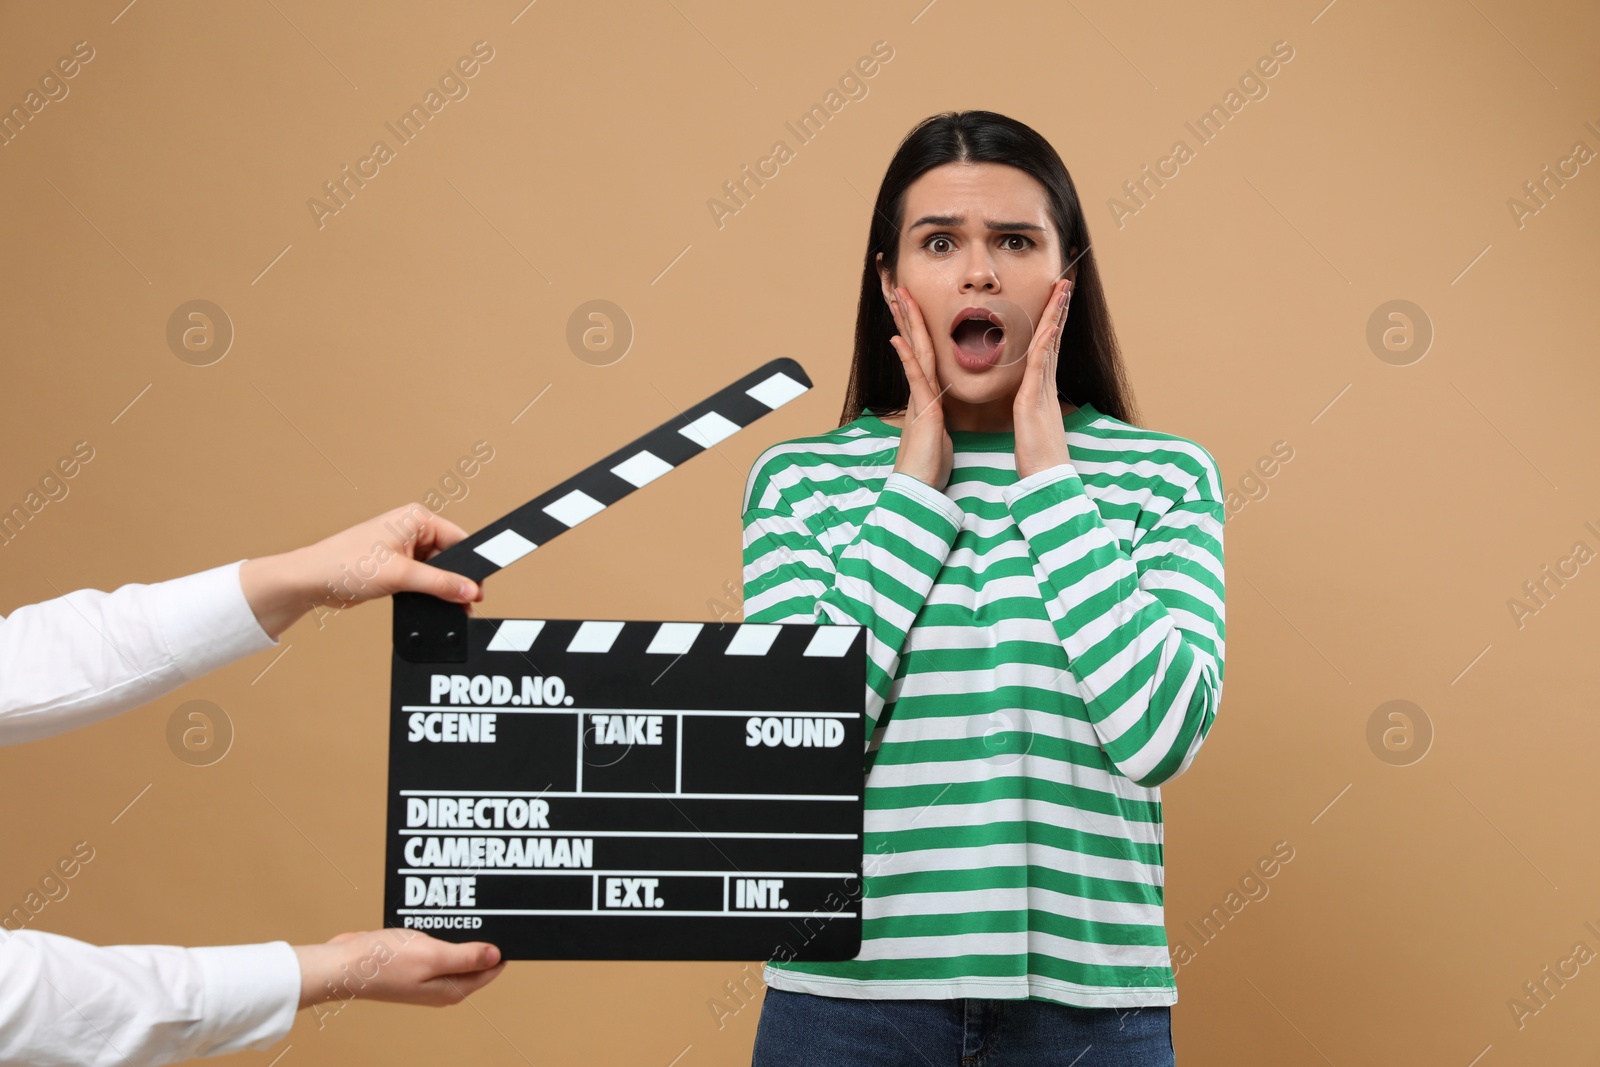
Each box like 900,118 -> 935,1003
951,311 -> 1005,366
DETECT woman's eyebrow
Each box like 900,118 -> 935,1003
907,213 -> 1047,234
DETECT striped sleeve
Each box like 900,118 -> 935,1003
1000,456 -> 1226,787
742,462 -> 964,751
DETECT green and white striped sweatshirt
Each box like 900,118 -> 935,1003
740,401 -> 1226,1008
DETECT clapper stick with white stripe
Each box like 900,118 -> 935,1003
393,357 -> 811,662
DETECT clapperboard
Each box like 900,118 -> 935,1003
384,358 -> 866,961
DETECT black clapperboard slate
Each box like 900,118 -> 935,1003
384,359 -> 866,961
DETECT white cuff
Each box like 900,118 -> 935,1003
190,941 -> 300,1054
1001,462 -> 1080,507
151,560 -> 278,683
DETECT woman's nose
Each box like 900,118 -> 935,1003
961,255 -> 999,290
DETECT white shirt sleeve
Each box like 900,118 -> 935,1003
0,560 -> 279,746
0,562 -> 300,1064
0,930 -> 301,1066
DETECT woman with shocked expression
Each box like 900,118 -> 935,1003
880,157 -> 1081,431
743,111 -> 1226,1066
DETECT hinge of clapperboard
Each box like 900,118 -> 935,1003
393,358 -> 813,662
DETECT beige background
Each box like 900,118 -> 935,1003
2,1 -> 1598,1063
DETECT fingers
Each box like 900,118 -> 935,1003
886,288 -> 931,373
886,294 -> 925,400
1045,278 -> 1070,337
895,287 -> 938,383
415,941 -> 505,1005
416,938 -> 503,978
394,557 -> 481,603
1012,281 -> 1066,414
441,940 -> 503,975
1045,279 -> 1070,380
890,335 -> 937,419
359,505 -> 482,603
1057,279 -> 1073,336
888,334 -> 917,382
886,289 -> 911,366
384,504 -> 465,560
424,513 -> 472,553
1051,278 -> 1074,375
1030,281 -> 1073,370
893,351 -> 921,416
368,503 -> 469,563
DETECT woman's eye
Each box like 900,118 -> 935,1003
924,234 -> 1033,254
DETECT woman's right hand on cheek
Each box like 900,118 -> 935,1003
886,285 -> 954,492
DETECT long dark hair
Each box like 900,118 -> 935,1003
841,110 -> 1140,428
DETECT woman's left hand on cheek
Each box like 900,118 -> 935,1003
1013,277 -> 1074,481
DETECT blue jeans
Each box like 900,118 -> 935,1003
751,987 -> 1176,1066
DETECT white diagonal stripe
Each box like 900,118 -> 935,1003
612,450 -> 673,487
679,411 -> 740,448
487,619 -> 545,652
474,529 -> 537,567
804,627 -> 859,657
646,622 -> 703,654
746,371 -> 807,409
544,489 -> 605,527
725,624 -> 781,656
568,620 -> 625,652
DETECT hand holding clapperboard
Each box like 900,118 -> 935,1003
384,358 -> 866,961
